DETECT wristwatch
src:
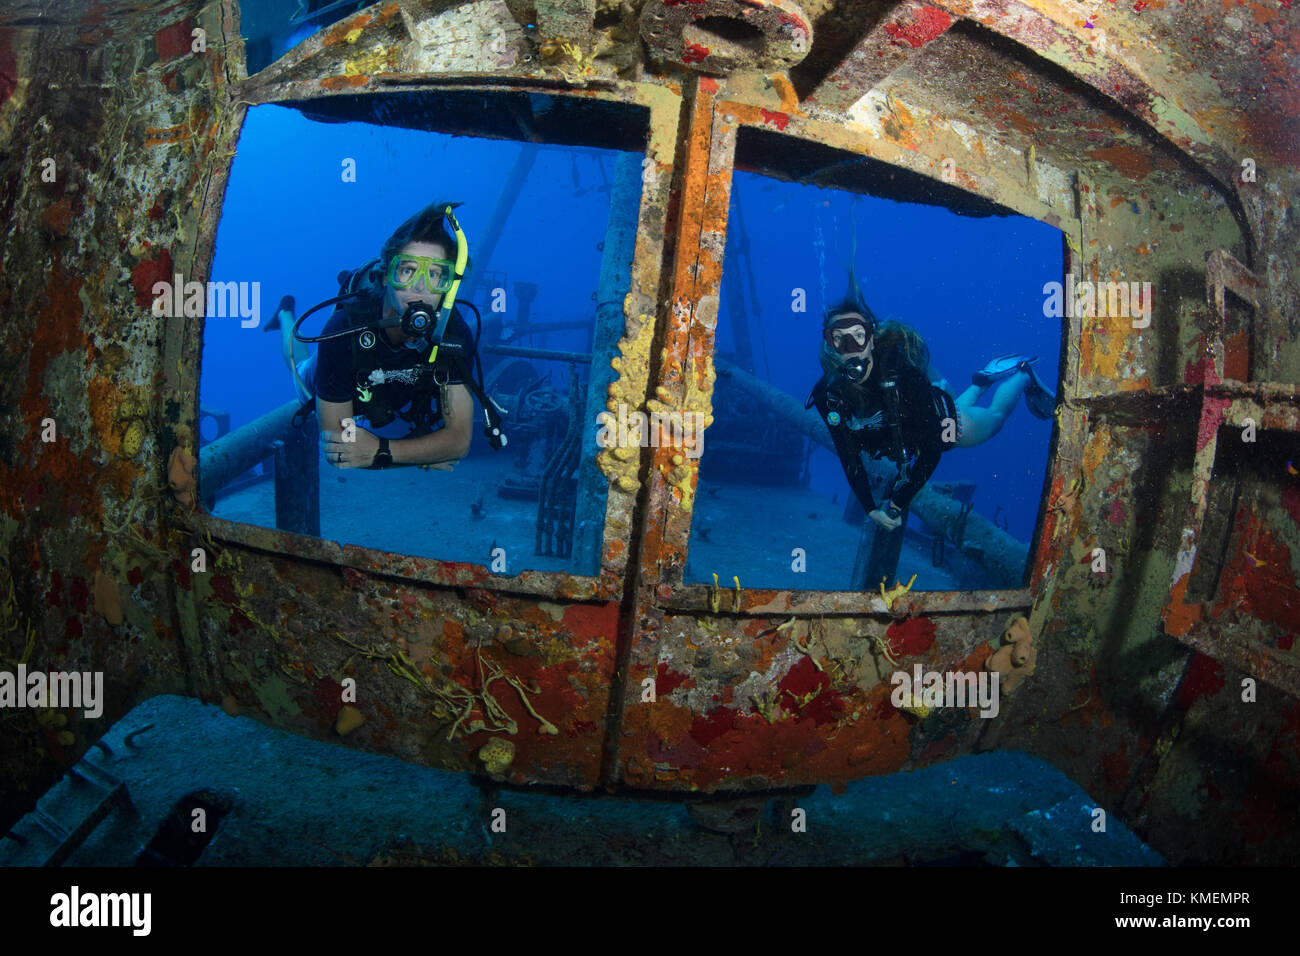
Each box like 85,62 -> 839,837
370,437 -> 392,469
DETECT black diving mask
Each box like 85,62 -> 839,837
825,314 -> 874,383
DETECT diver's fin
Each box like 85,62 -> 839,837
265,295 -> 310,402
260,295 -> 291,332
264,294 -> 293,332
972,353 -> 1037,388
1023,364 -> 1056,420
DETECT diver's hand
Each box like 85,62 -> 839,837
868,501 -> 904,531
321,428 -> 380,469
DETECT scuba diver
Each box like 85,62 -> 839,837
809,272 -> 1054,532
289,200 -> 506,471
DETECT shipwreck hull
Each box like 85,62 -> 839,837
0,0 -> 1298,865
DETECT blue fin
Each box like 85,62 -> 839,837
1024,366 -> 1056,420
973,354 -> 1037,387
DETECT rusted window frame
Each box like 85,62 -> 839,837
184,80 -> 680,603
639,88 -> 1083,617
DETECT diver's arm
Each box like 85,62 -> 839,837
390,384 -> 473,466
318,395 -> 383,469
316,395 -> 353,436
815,384 -> 877,514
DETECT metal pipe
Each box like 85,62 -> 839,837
713,358 -> 1027,586
199,400 -> 304,502
481,344 -> 592,364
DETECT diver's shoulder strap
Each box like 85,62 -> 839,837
878,374 -> 909,471
808,374 -> 839,417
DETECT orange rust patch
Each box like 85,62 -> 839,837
1002,110 -> 1037,136
86,378 -> 124,453
770,74 -> 799,114
41,200 -> 73,236
1164,572 -> 1203,637
321,75 -> 368,90
956,643 -> 993,674
101,459 -> 138,501
880,98 -> 918,149
320,6 -> 391,44
748,629 -> 786,674
1082,315 -> 1126,382
1082,426 -> 1112,477
1224,331 -> 1250,381
647,699 -> 695,741
144,126 -> 189,148
1087,145 -> 1154,180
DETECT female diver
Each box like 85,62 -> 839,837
808,276 -> 1055,532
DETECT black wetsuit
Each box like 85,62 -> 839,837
307,296 -> 468,438
810,346 -> 957,515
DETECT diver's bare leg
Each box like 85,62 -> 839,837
953,372 -> 1030,447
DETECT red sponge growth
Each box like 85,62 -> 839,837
885,616 -> 936,658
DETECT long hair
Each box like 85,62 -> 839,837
874,319 -> 930,373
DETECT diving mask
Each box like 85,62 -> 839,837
824,314 -> 874,355
386,255 -> 457,294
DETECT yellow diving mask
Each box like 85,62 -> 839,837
385,255 -> 457,294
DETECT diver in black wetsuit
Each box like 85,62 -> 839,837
809,300 -> 958,531
289,201 -> 506,471
809,276 -> 1057,532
